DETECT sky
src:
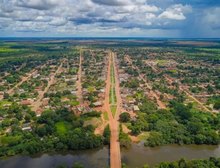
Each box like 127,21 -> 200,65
0,0 -> 220,38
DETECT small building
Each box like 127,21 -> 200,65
93,101 -> 103,107
71,91 -> 77,95
21,99 -> 32,106
100,88 -> 105,93
42,98 -> 50,106
133,105 -> 140,112
36,114 -> 41,117
22,123 -> 32,131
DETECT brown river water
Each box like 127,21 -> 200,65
0,143 -> 220,168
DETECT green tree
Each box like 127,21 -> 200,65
119,112 -> 131,122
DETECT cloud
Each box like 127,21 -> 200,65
91,0 -> 133,6
159,4 -> 192,20
49,17 -> 67,26
203,7 -> 220,29
16,0 -> 60,10
91,0 -> 148,6
115,4 -> 160,13
0,0 -> 219,37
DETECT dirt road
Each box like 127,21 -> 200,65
125,55 -> 166,109
0,64 -> 46,101
7,69 -> 38,95
76,49 -> 83,104
146,61 -> 212,113
103,51 -> 121,168
31,62 -> 63,113
179,86 -> 212,113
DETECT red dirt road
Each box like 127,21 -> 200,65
76,49 -> 83,104
103,51 -> 121,168
31,62 -> 63,113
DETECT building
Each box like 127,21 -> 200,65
133,105 -> 140,112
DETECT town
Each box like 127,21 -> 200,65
0,39 -> 220,168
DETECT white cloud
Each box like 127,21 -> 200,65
0,0 -> 219,37
49,17 -> 67,26
91,0 -> 146,6
16,0 -> 62,10
159,4 -> 192,20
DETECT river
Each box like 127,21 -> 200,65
122,143 -> 220,167
1,144 -> 220,168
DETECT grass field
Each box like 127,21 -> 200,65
55,121 -> 71,135
0,47 -> 27,54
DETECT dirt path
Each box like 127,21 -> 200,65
122,124 -> 139,142
179,86 -> 212,113
7,69 -> 38,95
31,62 -> 63,113
76,48 -> 83,104
164,73 -> 212,113
0,64 -> 41,101
103,51 -> 121,168
147,62 -> 212,113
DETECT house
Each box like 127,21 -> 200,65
93,101 -> 103,107
76,106 -> 92,114
33,74 -> 40,79
133,105 -> 140,112
22,123 -> 32,131
36,114 -> 41,117
21,99 -> 32,105
42,98 -> 50,106
100,88 -> 105,93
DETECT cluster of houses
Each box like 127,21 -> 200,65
81,50 -> 108,111
118,58 -> 140,117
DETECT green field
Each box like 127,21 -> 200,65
110,64 -> 115,84
110,105 -> 117,117
109,85 -> 117,104
109,57 -> 118,117
55,121 -> 71,135
103,111 -> 109,120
